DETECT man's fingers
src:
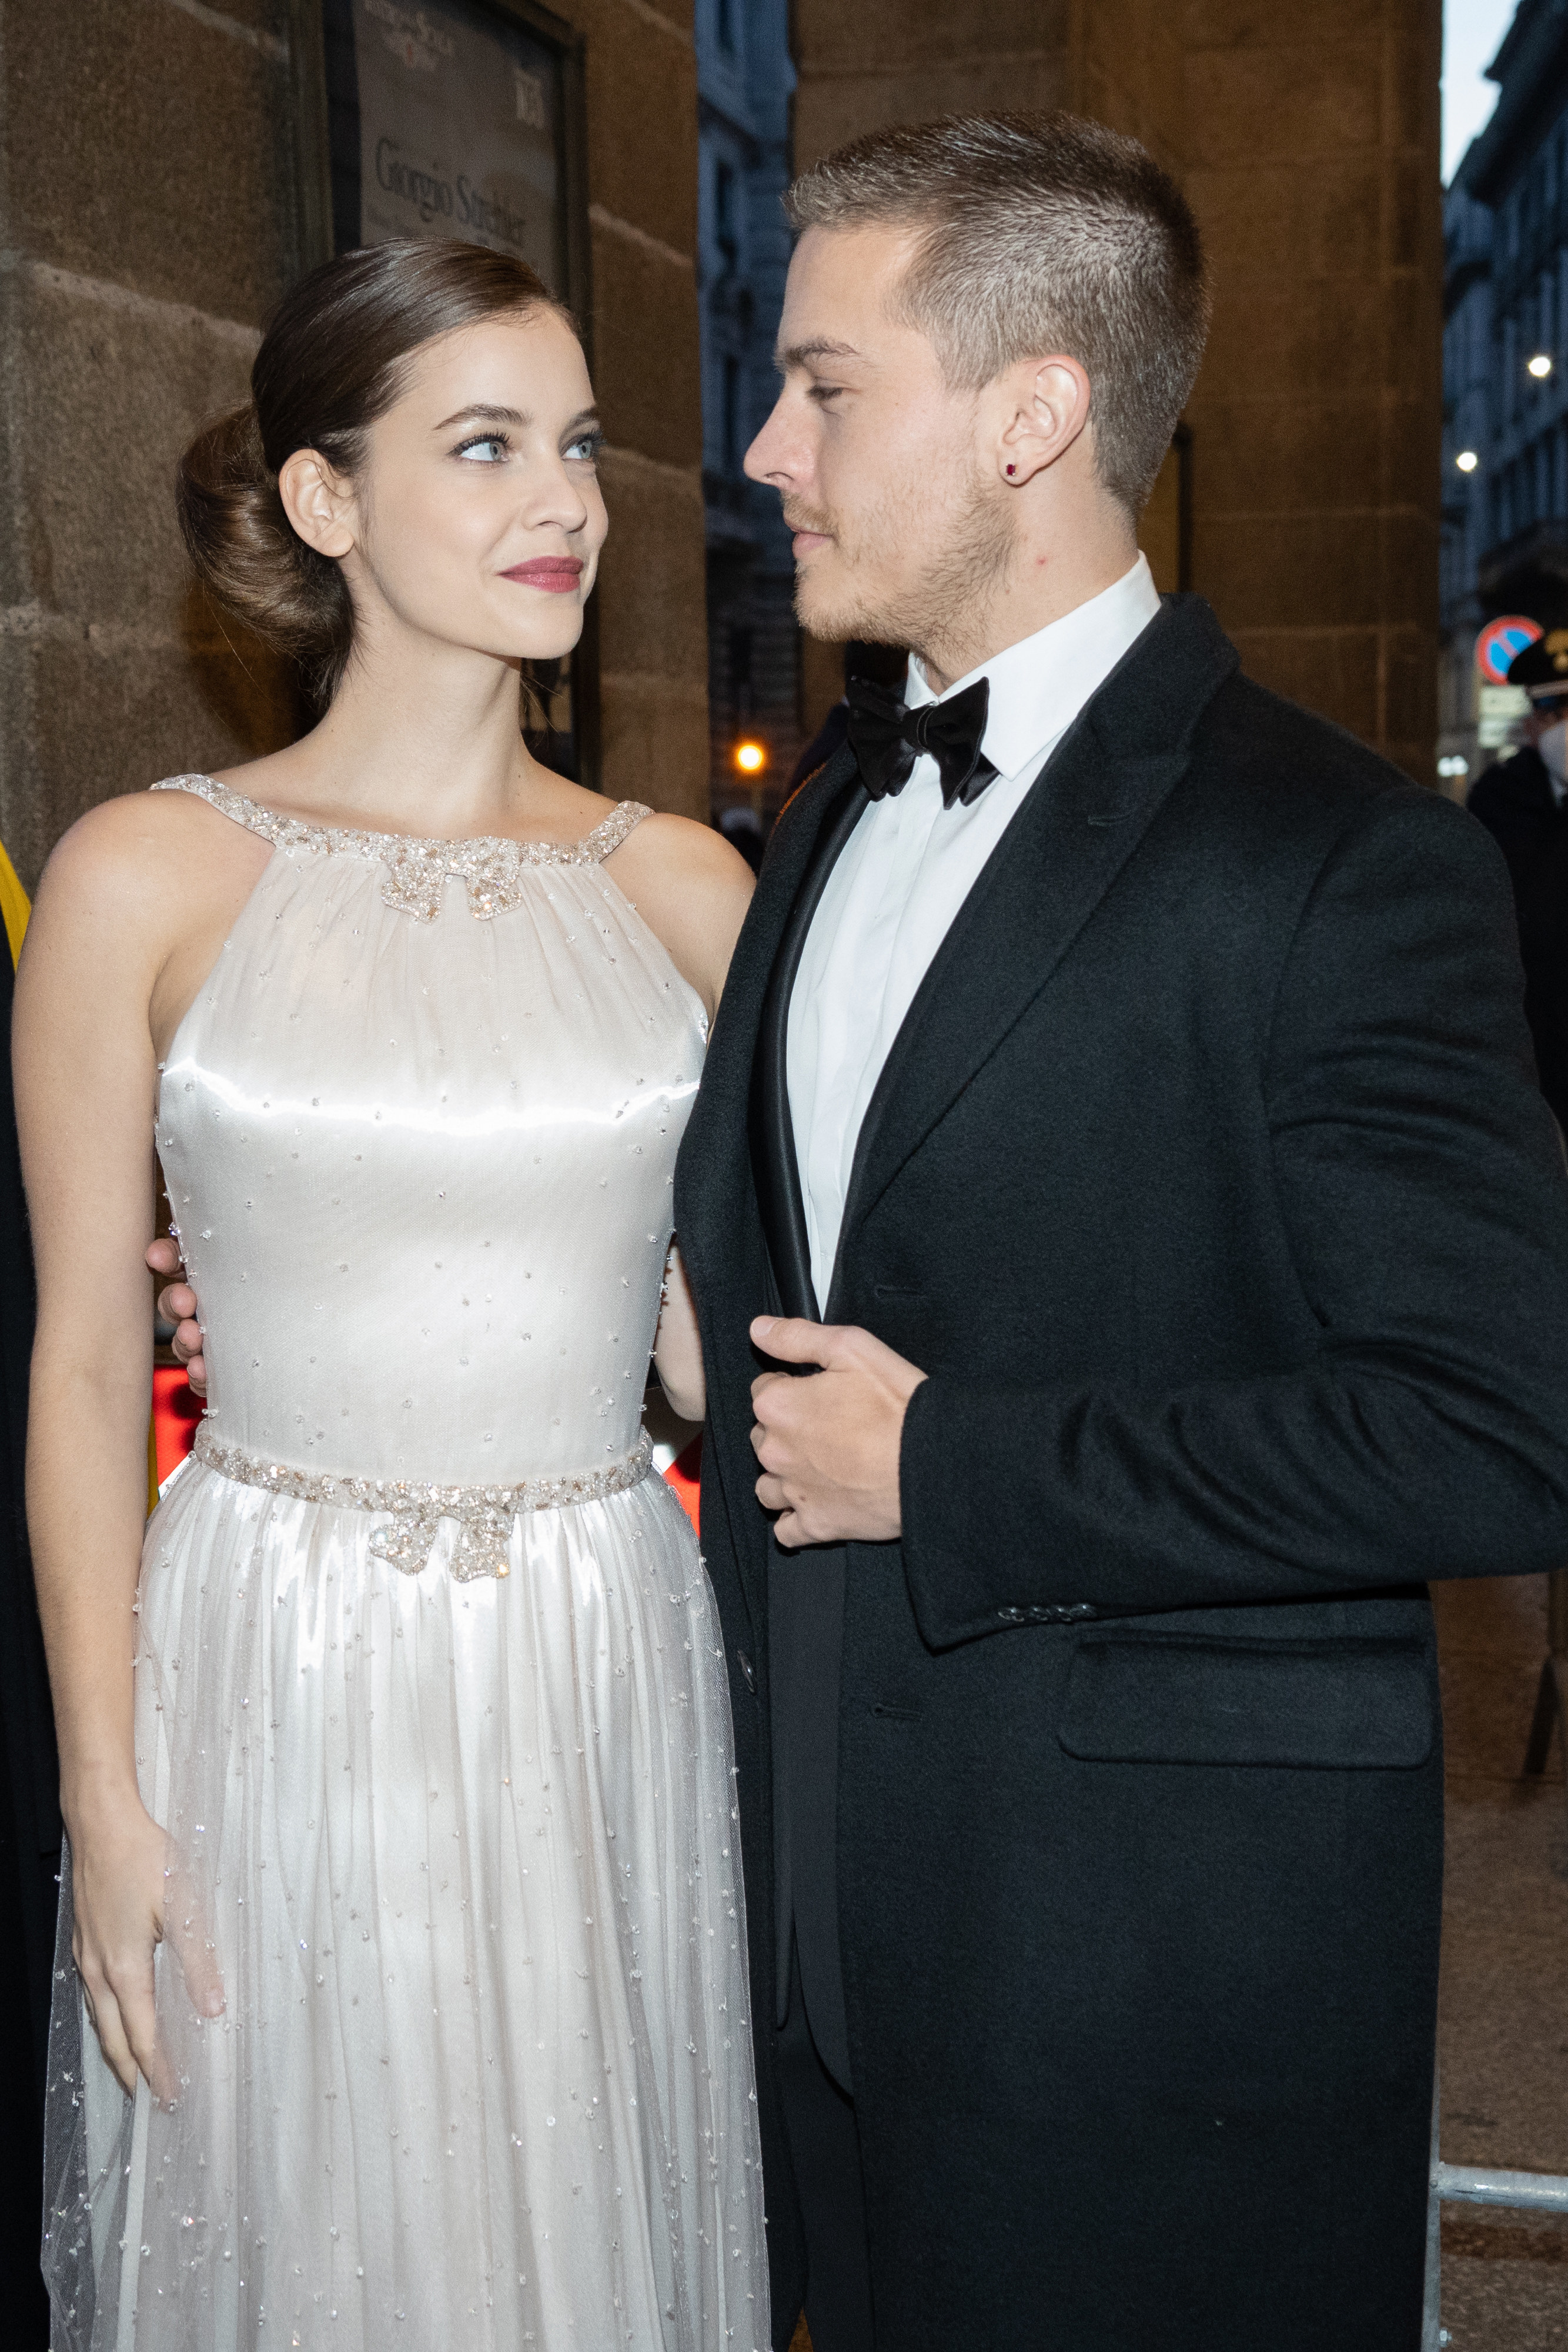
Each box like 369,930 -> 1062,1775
158,1282 -> 196,1323
750,1314 -> 840,1368
145,1237 -> 181,1277
169,1319 -> 208,1395
755,1472 -> 790,1512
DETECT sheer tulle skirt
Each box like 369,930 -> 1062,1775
42,1458 -> 767,2352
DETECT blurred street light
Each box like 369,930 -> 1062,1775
734,739 -> 766,776
1529,353 -> 1554,378
1456,449 -> 1479,471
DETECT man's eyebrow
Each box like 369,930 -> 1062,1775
776,338 -> 862,372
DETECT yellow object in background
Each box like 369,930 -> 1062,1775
0,844 -> 29,967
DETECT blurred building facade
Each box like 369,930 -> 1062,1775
1439,0 -> 1568,791
694,0 -> 800,838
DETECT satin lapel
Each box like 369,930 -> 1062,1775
673,745 -> 861,1620
679,746 -> 861,1251
750,771 -> 870,1322
824,599 -> 1239,1312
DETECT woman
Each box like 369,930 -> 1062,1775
16,238 -> 765,2351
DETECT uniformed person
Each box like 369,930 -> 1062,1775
1469,628 -> 1568,1133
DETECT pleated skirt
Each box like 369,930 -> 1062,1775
42,1457 -> 768,2352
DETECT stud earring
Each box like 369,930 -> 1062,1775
1005,463 -> 1017,477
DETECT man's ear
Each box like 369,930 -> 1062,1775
277,448 -> 357,559
992,355 -> 1092,488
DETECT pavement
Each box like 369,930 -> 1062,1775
1435,1572 -> 1568,2348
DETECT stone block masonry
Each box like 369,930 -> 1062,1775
0,0 -> 710,893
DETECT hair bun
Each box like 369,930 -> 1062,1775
176,403 -> 348,696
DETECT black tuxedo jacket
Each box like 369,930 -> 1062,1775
674,596 -> 1568,2352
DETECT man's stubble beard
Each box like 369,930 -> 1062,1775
790,456 -> 1017,683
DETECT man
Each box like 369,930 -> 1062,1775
155,111 -> 1568,2352
1469,629 -> 1568,1132
671,112 -> 1568,2352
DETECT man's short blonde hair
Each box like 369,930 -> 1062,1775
785,111 -> 1209,517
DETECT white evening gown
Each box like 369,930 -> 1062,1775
41,777 -> 767,2352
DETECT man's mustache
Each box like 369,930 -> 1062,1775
780,506 -> 835,537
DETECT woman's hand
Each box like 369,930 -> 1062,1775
68,1789 -> 224,2102
147,1235 -> 206,1394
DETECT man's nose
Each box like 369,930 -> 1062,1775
743,390 -> 793,485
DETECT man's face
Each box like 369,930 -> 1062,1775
744,224 -> 1015,667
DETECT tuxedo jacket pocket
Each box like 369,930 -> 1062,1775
1058,1631 -> 1435,1769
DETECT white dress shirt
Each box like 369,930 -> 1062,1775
786,553 -> 1164,1311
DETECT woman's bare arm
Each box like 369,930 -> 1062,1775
614,815 -> 755,1426
16,794 -> 246,2093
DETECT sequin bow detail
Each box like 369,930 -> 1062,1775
191,1425 -> 653,1580
367,1492 -> 523,1582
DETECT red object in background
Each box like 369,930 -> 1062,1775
664,1434 -> 702,1535
152,1363 -> 703,1537
152,1364 -> 203,1489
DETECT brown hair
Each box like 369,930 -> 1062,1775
177,239 -> 571,706
785,112 -> 1208,516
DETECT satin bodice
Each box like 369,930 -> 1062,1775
153,776 -> 707,1486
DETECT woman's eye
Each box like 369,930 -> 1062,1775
564,434 -> 603,464
456,435 -> 508,463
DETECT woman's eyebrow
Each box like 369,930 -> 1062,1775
432,401 -> 530,432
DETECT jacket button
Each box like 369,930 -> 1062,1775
735,1648 -> 756,1693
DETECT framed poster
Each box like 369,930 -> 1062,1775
298,0 -> 597,783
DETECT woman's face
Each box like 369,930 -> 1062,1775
332,309 -> 607,669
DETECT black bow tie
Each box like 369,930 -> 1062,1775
845,676 -> 999,809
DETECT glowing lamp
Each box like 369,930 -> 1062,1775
734,740 -> 767,775
1455,449 -> 1479,472
1529,353 -> 1554,379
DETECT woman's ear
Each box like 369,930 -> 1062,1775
995,355 -> 1092,487
277,449 -> 356,559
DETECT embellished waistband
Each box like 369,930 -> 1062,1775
189,1422 -> 653,1582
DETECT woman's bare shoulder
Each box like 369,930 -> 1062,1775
606,811 -> 754,1014
29,784 -> 270,964
44,780 -> 254,874
613,809 -> 755,897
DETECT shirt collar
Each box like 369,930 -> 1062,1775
904,553 -> 1164,784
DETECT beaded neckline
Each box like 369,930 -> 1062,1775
151,773 -> 652,923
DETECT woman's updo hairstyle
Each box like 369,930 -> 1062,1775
178,238 -> 572,707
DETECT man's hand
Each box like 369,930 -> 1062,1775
146,1236 -> 206,1395
750,1316 -> 927,1548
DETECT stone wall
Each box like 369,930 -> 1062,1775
789,0 -> 1444,785
0,0 -> 708,894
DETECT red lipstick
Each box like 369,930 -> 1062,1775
502,557 -> 584,594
